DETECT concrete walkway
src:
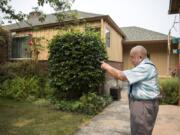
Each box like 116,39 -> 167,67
153,105 -> 180,135
75,90 -> 180,135
75,91 -> 130,135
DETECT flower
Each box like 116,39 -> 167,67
28,40 -> 33,46
28,33 -> 32,36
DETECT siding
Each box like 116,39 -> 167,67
104,22 -> 123,62
9,21 -> 124,62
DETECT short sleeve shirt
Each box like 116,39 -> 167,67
123,58 -> 160,100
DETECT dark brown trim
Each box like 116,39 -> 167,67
168,0 -> 180,14
122,40 -> 168,45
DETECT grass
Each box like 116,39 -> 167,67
0,97 -> 91,135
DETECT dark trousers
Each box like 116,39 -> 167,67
129,98 -> 159,135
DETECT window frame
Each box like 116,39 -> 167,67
10,35 -> 32,60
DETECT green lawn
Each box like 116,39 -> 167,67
0,98 -> 91,135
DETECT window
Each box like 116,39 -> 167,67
11,36 -> 31,58
105,27 -> 110,47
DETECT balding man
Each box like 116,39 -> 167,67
101,45 -> 160,135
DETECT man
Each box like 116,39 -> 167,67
101,45 -> 160,135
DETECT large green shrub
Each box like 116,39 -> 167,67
48,31 -> 107,100
160,78 -> 179,104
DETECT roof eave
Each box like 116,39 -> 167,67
123,40 -> 168,45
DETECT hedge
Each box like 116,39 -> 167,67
160,78 -> 179,105
48,31 -> 107,100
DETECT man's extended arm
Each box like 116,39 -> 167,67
101,61 -> 128,81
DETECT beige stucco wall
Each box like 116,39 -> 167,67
123,43 -> 178,77
11,22 -> 102,60
103,22 -> 123,62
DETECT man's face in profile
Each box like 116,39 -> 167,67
130,52 -> 141,67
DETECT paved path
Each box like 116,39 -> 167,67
153,105 -> 180,135
75,90 -> 180,135
75,91 -> 130,135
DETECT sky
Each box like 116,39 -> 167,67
0,0 -> 180,37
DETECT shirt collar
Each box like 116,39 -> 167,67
139,58 -> 150,65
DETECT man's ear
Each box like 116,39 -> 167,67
139,56 -> 143,62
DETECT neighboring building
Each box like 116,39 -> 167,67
121,26 -> 179,77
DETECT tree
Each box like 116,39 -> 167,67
0,0 -> 75,23
0,27 -> 8,47
0,27 -> 9,63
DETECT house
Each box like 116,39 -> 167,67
5,10 -> 126,95
121,26 -> 179,77
5,10 -> 125,71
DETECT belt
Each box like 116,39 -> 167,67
129,94 -> 159,102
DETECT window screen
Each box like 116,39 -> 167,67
105,28 -> 110,47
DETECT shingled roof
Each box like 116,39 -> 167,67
5,10 -> 125,38
5,10 -> 103,31
121,26 -> 168,42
